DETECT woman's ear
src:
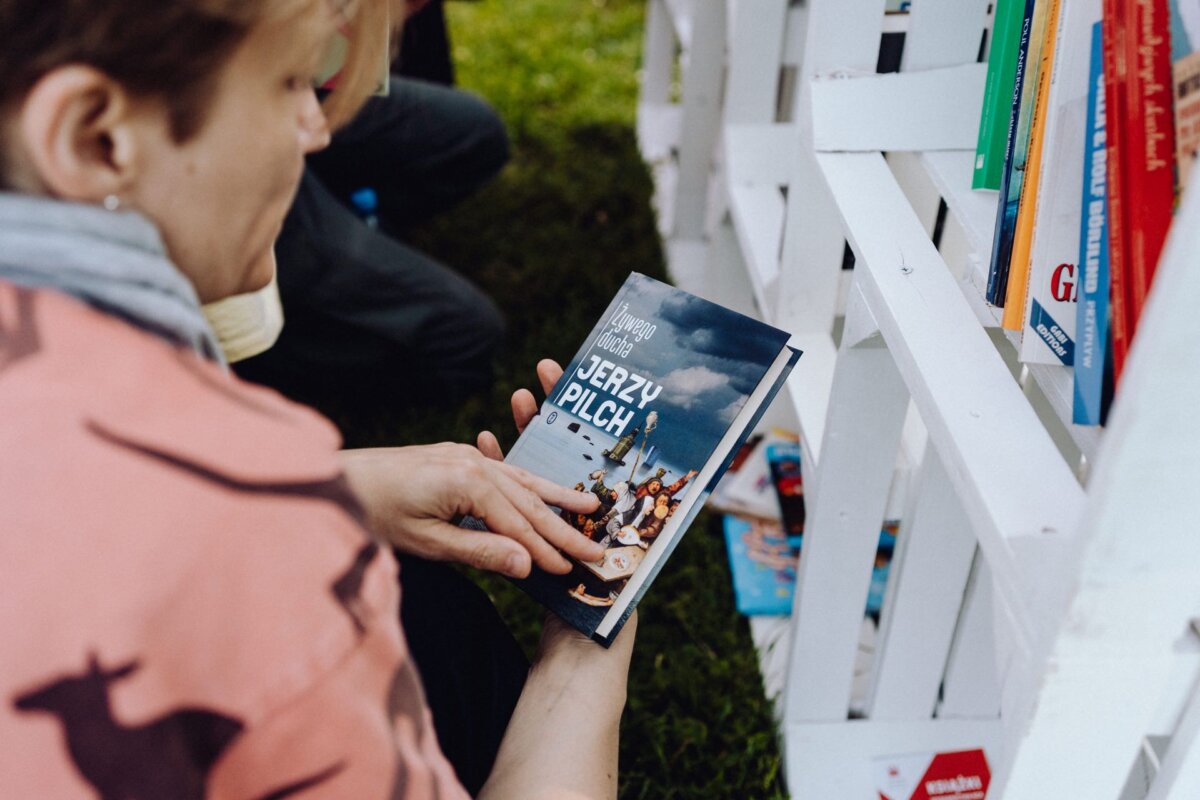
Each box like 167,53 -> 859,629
16,65 -> 143,201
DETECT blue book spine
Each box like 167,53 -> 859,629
1073,21 -> 1111,426
987,0 -> 1038,305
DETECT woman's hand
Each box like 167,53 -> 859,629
339,443 -> 601,578
477,358 -> 563,460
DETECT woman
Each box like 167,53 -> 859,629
0,1 -> 633,797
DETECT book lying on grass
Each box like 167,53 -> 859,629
471,273 -> 800,645
723,515 -> 801,616
722,514 -> 899,617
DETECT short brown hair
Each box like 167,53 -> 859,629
0,0 -> 386,150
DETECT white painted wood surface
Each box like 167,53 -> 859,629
937,555 -> 1002,719
868,446 -> 978,720
784,281 -> 911,723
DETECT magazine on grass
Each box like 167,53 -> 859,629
472,273 -> 800,645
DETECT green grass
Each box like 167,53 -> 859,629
376,2 -> 790,796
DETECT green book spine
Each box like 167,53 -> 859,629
974,0 -> 1026,189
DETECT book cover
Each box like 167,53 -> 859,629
1075,21 -> 1115,425
1003,0 -> 1063,330
722,515 -> 800,616
486,273 -> 800,645
1020,0 -> 1102,364
987,0 -> 1042,306
1169,1 -> 1200,191
1123,0 -> 1176,335
975,0 -> 1029,190
766,439 -> 805,537
1103,0 -> 1134,382
721,515 -> 897,618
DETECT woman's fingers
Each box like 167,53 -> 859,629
536,359 -> 565,395
481,465 -> 604,568
476,430 -> 504,461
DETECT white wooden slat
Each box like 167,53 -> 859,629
661,0 -> 694,50
728,183 -> 784,307
937,554 -> 1002,719
796,0 -> 885,112
699,216 -> 764,320
785,718 -> 1001,799
724,0 -> 788,124
810,64 -> 987,153
1147,673 -> 1200,800
639,0 -> 674,106
869,446 -> 978,720
785,333 -> 836,471
902,0 -> 990,71
724,123 -> 797,186
670,1 -> 725,239
635,102 -> 682,162
813,151 -> 1085,645
887,151 -> 942,239
998,163 -> 1200,800
783,280 -> 911,723
919,149 -> 997,263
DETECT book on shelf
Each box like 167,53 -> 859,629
1172,1 -> 1200,193
1019,0 -> 1101,364
1102,0 -> 1134,382
986,0 -> 1044,307
708,432 -> 783,520
766,439 -> 805,537
1003,0 -> 1063,331
469,273 -> 801,645
1074,20 -> 1115,426
1122,0 -> 1176,341
975,0 -> 1028,190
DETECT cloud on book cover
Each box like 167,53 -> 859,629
660,365 -> 726,409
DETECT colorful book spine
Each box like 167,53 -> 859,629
1003,0 -> 1063,330
1075,22 -> 1114,425
1103,0 -> 1132,382
987,0 -> 1044,306
975,0 -> 1029,189
1020,0 -> 1102,365
1123,0 -> 1176,336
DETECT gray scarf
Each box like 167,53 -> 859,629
0,193 -> 225,364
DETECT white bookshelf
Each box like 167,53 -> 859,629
638,0 -> 1200,797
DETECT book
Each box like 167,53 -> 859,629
975,0 -> 1029,190
1074,20 -> 1115,426
1020,0 -> 1102,364
721,515 -> 898,618
1003,0 -> 1063,330
1103,0 -> 1133,382
1171,1 -> 1200,193
476,273 -> 801,645
722,515 -> 800,616
1122,0 -> 1176,338
987,0 -> 1042,307
766,439 -> 805,537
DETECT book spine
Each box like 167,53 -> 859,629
1123,0 -> 1176,332
975,0 -> 1029,189
1075,21 -> 1113,426
987,0 -> 1040,306
1004,0 -> 1063,330
1103,0 -> 1132,382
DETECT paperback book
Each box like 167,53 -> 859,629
1074,20 -> 1114,425
1019,0 -> 1101,364
477,273 -> 801,645
975,0 -> 1027,189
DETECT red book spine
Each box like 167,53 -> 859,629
1123,0 -> 1176,335
1103,0 -> 1132,382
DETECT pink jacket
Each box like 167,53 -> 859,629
0,281 -> 469,799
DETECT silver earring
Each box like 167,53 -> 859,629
102,195 -> 121,212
